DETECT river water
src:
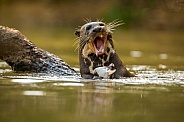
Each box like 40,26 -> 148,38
0,30 -> 184,122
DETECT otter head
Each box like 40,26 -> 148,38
75,21 -> 122,56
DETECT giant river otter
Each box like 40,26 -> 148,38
75,20 -> 135,79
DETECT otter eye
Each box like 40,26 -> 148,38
86,25 -> 92,30
99,23 -> 104,26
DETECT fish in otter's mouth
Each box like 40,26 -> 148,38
91,33 -> 107,56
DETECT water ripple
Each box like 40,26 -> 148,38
0,65 -> 184,86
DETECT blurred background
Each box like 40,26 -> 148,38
0,0 -> 184,69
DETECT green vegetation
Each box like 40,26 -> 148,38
0,0 -> 184,30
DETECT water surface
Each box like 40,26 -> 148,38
0,30 -> 184,122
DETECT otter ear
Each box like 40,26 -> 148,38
75,30 -> 80,37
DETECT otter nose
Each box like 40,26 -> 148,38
93,27 -> 103,32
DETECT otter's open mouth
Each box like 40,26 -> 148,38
92,34 -> 107,56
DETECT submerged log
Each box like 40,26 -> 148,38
0,25 -> 78,76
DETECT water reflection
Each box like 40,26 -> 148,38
158,64 -> 167,69
159,53 -> 168,59
130,51 -> 142,58
0,81 -> 184,122
53,83 -> 84,86
77,87 -> 114,119
23,90 -> 46,96
11,79 -> 45,84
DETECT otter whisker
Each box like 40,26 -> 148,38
108,22 -> 123,29
84,18 -> 92,23
78,40 -> 86,50
110,23 -> 123,28
96,18 -> 104,22
73,37 -> 81,51
107,20 -> 124,30
108,19 -> 123,26
76,39 -> 86,49
73,37 -> 80,46
74,46 -> 80,51
73,37 -> 80,42
73,41 -> 79,48
74,42 -> 83,51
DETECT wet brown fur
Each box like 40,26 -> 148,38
75,20 -> 135,79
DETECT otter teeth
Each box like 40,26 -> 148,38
95,46 -> 104,56
99,34 -> 103,38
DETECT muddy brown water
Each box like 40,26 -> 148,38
0,30 -> 184,122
